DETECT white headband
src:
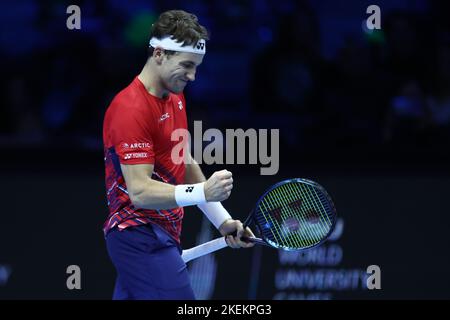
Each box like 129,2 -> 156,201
149,36 -> 206,55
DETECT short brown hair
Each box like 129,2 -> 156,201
149,10 -> 209,55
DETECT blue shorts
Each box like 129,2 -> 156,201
105,223 -> 195,300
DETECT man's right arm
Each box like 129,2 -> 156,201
121,163 -> 233,210
120,163 -> 178,210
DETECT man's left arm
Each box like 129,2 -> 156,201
184,152 -> 254,248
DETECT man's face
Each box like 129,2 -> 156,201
159,51 -> 204,94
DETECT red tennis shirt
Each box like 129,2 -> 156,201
102,76 -> 188,243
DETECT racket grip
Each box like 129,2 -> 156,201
227,235 -> 266,246
230,232 -> 251,242
182,237 -> 228,263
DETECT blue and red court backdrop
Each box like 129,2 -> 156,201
1,0 -> 450,299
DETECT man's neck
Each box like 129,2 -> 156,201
138,60 -> 168,99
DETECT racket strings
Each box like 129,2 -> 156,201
284,182 -> 326,244
291,183 -> 332,239
261,188 -> 304,248
256,181 -> 335,250
258,200 -> 287,247
259,185 -> 311,248
272,184 -> 317,247
281,182 -> 327,245
309,186 -> 334,227
293,183 -> 331,230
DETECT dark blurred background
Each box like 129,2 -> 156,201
1,0 -> 450,300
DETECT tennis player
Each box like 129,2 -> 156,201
102,10 -> 254,300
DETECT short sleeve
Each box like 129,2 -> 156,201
110,106 -> 155,165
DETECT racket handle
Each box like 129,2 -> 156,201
223,234 -> 264,245
181,215 -> 258,263
182,237 -> 228,263
182,236 -> 267,263
242,236 -> 267,246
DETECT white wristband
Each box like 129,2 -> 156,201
174,182 -> 207,207
197,201 -> 232,229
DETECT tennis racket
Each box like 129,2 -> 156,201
182,178 -> 337,263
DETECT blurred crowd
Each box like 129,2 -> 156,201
1,0 -> 450,156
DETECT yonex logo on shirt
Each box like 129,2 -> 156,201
124,152 -> 148,160
185,186 -> 194,193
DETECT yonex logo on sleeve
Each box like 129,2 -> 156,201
185,186 -> 194,193
196,42 -> 205,50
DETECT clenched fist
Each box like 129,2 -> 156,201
204,170 -> 233,202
